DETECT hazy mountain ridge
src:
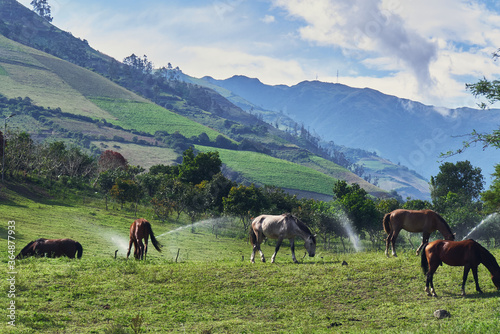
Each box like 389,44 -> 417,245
200,75 -> 500,195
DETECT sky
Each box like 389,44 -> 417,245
17,0 -> 500,108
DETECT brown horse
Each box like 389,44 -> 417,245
16,238 -> 83,259
421,239 -> 500,297
383,209 -> 454,257
127,218 -> 162,260
250,213 -> 316,263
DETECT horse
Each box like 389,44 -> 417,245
421,239 -> 500,297
16,238 -> 83,259
383,209 -> 454,257
127,218 -> 162,260
249,213 -> 316,263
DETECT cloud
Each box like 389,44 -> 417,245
272,0 -> 438,93
262,15 -> 275,23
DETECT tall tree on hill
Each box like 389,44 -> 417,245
30,0 -> 53,22
430,161 -> 484,205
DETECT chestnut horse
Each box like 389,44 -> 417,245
127,218 -> 162,260
383,209 -> 454,257
421,239 -> 500,297
250,213 -> 316,263
16,238 -> 83,259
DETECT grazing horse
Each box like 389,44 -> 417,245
383,209 -> 454,257
250,213 -> 316,263
421,239 -> 500,297
16,238 -> 83,259
127,218 -> 162,260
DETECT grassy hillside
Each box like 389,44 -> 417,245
1,185 -> 499,333
0,32 -> 388,198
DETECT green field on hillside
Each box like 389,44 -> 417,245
1,184 -> 499,333
90,97 -> 223,140
197,145 -> 344,196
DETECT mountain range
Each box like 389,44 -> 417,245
2,0 -> 497,201
190,75 -> 500,195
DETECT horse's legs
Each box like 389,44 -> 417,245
289,238 -> 298,263
250,244 -> 256,263
390,229 -> 401,257
468,266 -> 482,294
251,230 -> 266,263
144,237 -> 149,261
385,233 -> 391,257
271,237 -> 283,263
425,264 -> 439,297
138,240 -> 145,260
416,232 -> 430,255
127,238 -> 134,259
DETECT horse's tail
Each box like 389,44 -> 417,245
420,242 -> 429,275
249,226 -> 257,246
147,222 -> 162,252
382,213 -> 391,235
75,242 -> 83,259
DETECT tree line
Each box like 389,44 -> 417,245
2,129 -> 500,249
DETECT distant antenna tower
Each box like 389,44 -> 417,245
316,74 -> 318,80
336,70 -> 339,84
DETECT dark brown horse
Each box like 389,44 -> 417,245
421,239 -> 500,297
383,209 -> 454,257
250,213 -> 316,263
127,218 -> 162,260
16,238 -> 83,259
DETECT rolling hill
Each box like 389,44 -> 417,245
0,0 -> 387,200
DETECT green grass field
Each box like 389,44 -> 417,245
1,183 -> 499,333
196,146 -> 338,196
90,97 -> 223,140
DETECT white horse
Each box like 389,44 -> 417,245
250,213 -> 316,263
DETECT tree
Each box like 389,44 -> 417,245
178,148 -> 222,185
198,172 -> 235,215
31,0 -> 53,22
481,164 -> 500,213
223,184 -> 269,231
110,178 -> 142,212
430,161 -> 484,205
98,150 -> 128,173
333,180 -> 380,246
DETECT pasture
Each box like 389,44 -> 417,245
1,183 -> 499,333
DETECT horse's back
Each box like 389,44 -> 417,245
390,209 -> 437,232
426,239 -> 478,266
253,214 -> 298,239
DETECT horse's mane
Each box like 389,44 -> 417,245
435,212 -> 454,237
18,240 -> 36,254
476,241 -> 500,270
288,214 -> 314,240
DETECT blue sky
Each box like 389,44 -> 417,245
17,0 -> 500,108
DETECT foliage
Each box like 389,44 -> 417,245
481,164 -> 500,213
223,184 -> 269,230
178,147 -> 222,185
30,0 -> 52,22
98,150 -> 128,172
430,161 -> 484,205
333,180 -> 381,245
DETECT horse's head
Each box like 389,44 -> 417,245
304,234 -> 317,257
